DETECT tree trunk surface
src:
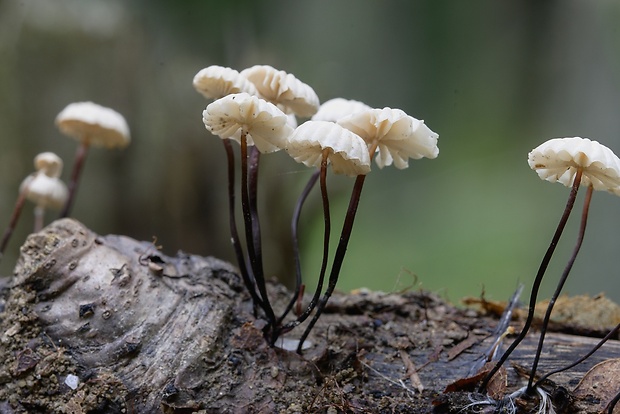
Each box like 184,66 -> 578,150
0,219 -> 618,414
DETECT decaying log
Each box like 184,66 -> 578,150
0,219 -> 618,413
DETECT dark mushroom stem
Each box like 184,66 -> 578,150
222,139 -> 264,311
535,320 -> 620,387
479,167 -> 584,393
60,141 -> 89,218
276,152 -> 332,341
248,146 -> 262,263
527,183 -> 594,392
277,168 -> 320,325
0,182 -> 30,261
240,134 -> 276,329
297,173 -> 367,353
295,141 -> 378,353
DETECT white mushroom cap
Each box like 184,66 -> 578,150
285,120 -> 371,177
338,107 -> 439,169
311,98 -> 372,123
240,65 -> 320,118
34,152 -> 63,178
19,173 -> 68,210
527,137 -> 620,193
56,102 -> 130,149
193,65 -> 258,100
202,92 -> 293,154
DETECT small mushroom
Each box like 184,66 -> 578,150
202,92 -> 294,331
192,65 -> 258,100
481,137 -> 620,394
240,64 -> 320,118
203,92 -> 292,154
290,109 -> 439,353
279,121 -> 370,342
55,101 -> 130,218
286,120 -> 371,177
1,152 -> 68,258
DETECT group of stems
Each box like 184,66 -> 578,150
480,168 -> 618,402
224,136 -> 373,351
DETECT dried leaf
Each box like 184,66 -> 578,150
573,358 -> 620,413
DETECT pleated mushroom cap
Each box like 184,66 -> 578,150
202,92 -> 293,153
285,120 -> 371,177
55,102 -> 130,149
528,137 -> 620,193
311,98 -> 371,123
193,65 -> 258,100
240,65 -> 320,118
34,152 -> 63,178
20,153 -> 68,210
20,175 -> 68,210
338,107 -> 439,169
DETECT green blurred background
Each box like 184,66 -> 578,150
1,0 -> 620,304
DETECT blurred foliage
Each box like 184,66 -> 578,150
1,0 -> 620,304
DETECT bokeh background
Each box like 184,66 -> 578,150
1,0 -> 620,304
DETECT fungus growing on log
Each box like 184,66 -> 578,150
481,137 -> 620,401
0,152 -> 67,258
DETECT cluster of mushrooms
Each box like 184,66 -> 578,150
2,63 -> 620,412
0,101 -> 130,258
193,64 -> 440,351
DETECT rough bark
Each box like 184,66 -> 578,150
0,219 -> 618,413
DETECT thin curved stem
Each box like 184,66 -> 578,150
277,155 -> 331,338
222,140 -> 263,310
240,135 -> 276,327
248,146 -> 262,268
528,184 -> 593,391
297,174 -> 366,353
0,184 -> 30,260
60,141 -> 89,218
535,321 -> 620,387
277,169 -> 320,325
479,168 -> 583,393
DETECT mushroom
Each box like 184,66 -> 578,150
202,92 -> 293,332
289,110 -> 438,352
203,92 -> 291,154
278,99 -> 370,327
237,65 -> 320,325
192,67 -> 262,309
277,121 -> 370,342
480,137 -> 620,395
0,152 -> 67,258
192,65 -> 258,100
55,101 -> 130,218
